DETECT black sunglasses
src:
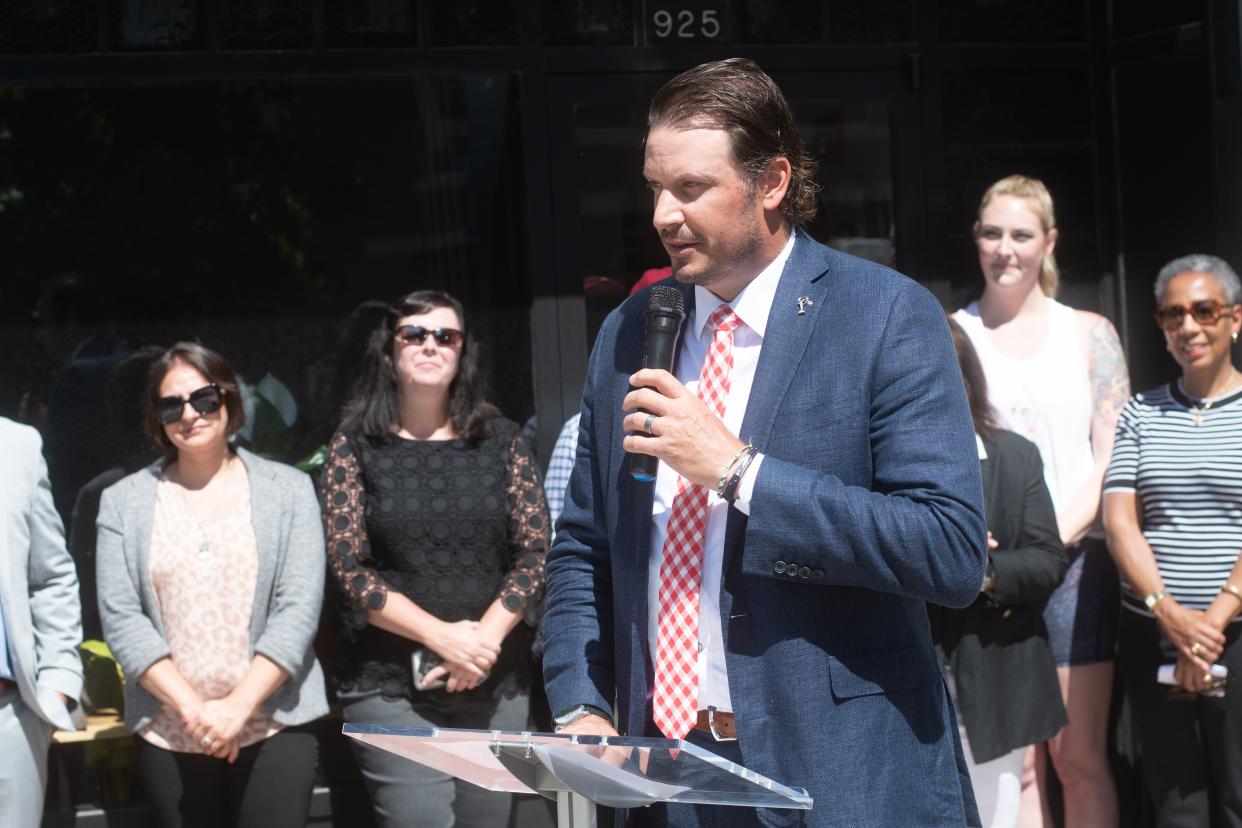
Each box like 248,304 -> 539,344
154,384 -> 225,425
1153,299 -> 1232,331
394,324 -> 464,348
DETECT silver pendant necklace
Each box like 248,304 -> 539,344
171,459 -> 233,561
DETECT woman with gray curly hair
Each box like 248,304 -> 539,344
1104,254 -> 1242,825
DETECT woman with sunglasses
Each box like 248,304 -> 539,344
1103,254 -> 1242,825
323,290 -> 549,828
96,342 -> 327,828
952,175 -> 1127,826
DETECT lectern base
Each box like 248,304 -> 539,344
557,791 -> 598,828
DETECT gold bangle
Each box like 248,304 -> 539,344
1222,583 -> 1242,605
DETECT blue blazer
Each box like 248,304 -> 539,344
542,234 -> 988,826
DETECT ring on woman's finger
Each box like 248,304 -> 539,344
1204,672 -> 1214,683
643,413 -> 657,435
202,736 -> 214,748
1191,641 -> 1203,656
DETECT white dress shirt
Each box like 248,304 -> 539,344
646,232 -> 796,713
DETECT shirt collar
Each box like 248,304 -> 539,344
976,433 -> 988,460
691,230 -> 798,341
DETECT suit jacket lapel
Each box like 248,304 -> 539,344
737,233 -> 831,452
724,235 -> 831,606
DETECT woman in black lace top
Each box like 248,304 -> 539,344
323,290 -> 549,828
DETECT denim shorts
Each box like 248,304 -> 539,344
1042,536 -> 1120,667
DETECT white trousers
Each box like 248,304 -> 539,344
945,671 -> 1027,828
0,686 -> 53,828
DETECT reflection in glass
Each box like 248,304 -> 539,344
0,75 -> 530,543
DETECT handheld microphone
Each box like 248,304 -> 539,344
630,285 -> 686,482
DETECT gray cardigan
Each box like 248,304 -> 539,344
97,447 -> 328,733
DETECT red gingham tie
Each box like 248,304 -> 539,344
652,304 -> 741,740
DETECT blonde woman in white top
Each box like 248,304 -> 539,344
953,175 -> 1129,828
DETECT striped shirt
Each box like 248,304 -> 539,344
1104,382 -> 1242,616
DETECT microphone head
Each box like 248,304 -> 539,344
646,284 -> 685,319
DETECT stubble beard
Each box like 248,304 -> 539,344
668,209 -> 767,291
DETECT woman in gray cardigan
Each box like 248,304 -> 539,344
97,342 -> 327,828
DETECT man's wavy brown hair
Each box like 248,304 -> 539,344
648,58 -> 821,226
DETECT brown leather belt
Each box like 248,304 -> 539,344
0,678 -> 13,694
692,708 -> 737,741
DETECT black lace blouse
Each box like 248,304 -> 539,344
323,418 -> 549,700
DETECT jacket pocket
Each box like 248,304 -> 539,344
827,642 -> 934,700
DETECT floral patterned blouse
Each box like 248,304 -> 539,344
143,474 -> 281,752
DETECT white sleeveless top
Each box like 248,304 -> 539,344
953,298 -> 1096,522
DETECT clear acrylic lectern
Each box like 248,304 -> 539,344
342,725 -> 813,828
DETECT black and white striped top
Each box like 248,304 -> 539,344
1104,382 -> 1242,616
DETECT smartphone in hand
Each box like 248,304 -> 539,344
411,649 -> 446,691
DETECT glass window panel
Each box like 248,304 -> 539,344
0,1 -> 98,54
828,0 -> 914,44
112,0 -> 204,50
427,1 -> 519,47
543,0 -> 634,46
939,0 -> 1086,44
0,76 -> 530,530
943,68 -> 1092,144
218,0 -> 313,50
739,0 -> 823,44
1113,5 -> 1203,38
323,0 -> 418,48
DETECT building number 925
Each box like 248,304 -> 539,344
649,8 -> 723,41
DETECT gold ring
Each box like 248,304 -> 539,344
201,736 -> 213,748
1204,672 -> 1214,684
1191,642 -> 1202,655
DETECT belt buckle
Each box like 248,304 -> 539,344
706,706 -> 737,743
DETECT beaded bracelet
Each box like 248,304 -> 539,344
722,446 -> 759,504
716,443 -> 754,498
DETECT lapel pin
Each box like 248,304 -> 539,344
796,296 -> 814,315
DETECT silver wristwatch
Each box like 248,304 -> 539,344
553,704 -> 607,731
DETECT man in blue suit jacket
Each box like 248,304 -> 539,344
542,59 -> 987,826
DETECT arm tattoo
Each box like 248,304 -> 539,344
1089,317 -> 1130,424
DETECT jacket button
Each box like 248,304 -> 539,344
798,567 -> 810,579
811,569 -> 824,580
774,561 -> 787,574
